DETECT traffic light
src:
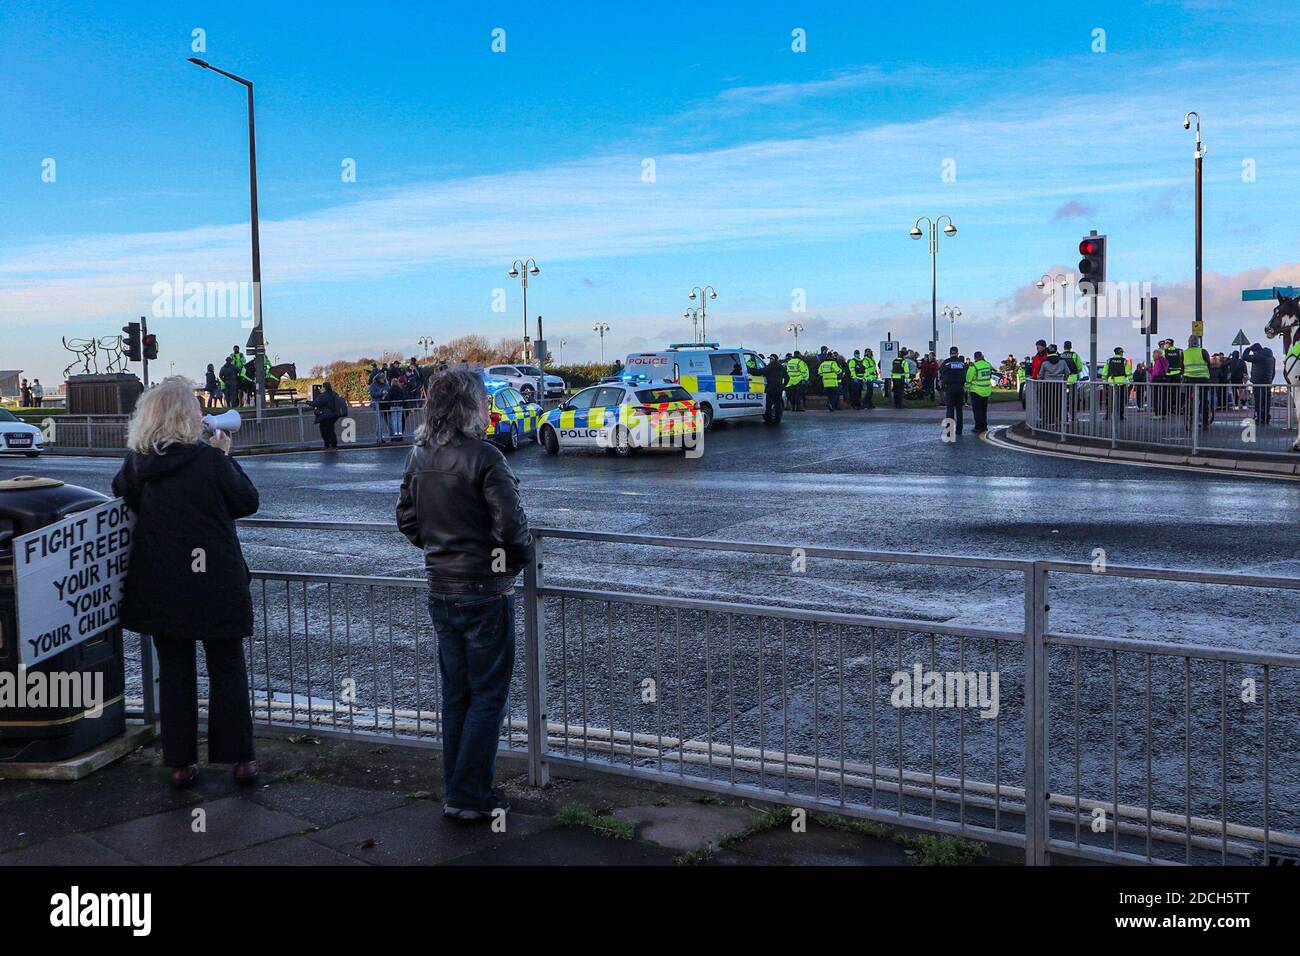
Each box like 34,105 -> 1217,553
1140,296 -> 1159,335
1078,233 -> 1107,293
143,333 -> 158,361
122,321 -> 142,362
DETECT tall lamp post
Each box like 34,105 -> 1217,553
909,215 -> 957,355
593,322 -> 610,363
683,308 -> 702,343
508,258 -> 540,361
688,286 -> 717,343
188,57 -> 266,419
559,338 -> 567,365
1035,273 -> 1069,344
417,336 -> 435,359
942,306 -> 962,350
1183,111 -> 1205,337
786,322 -> 804,351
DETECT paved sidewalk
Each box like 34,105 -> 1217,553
0,731 -> 999,866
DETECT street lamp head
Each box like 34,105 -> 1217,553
508,267 -> 520,278
187,57 -> 210,69
1035,278 -> 1046,290
688,290 -> 697,301
943,223 -> 957,237
909,226 -> 924,240
529,264 -> 540,276
708,290 -> 717,300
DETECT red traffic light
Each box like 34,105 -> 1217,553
1079,239 -> 1099,255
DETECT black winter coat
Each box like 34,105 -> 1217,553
111,442 -> 259,640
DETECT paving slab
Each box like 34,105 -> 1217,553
0,833 -> 134,866
197,834 -> 368,866
307,800 -> 552,865
91,795 -> 314,865
612,803 -> 759,851
247,780 -> 412,827
719,824 -> 913,866
442,826 -> 679,866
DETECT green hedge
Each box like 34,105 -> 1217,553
543,363 -> 617,390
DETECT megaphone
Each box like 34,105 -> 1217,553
201,410 -> 243,437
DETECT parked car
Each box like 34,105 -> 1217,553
0,407 -> 44,457
543,373 -> 567,399
484,363 -> 546,403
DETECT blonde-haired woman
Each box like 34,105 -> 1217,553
111,377 -> 260,788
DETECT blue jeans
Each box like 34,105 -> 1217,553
427,591 -> 515,811
372,400 -> 390,440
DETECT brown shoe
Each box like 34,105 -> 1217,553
169,765 -> 199,789
233,761 -> 259,786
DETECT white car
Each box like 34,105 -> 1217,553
485,363 -> 546,404
543,373 -> 567,400
0,408 -> 44,457
537,382 -> 700,456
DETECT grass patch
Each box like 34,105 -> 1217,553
812,812 -> 987,866
554,804 -> 635,840
717,805 -> 789,849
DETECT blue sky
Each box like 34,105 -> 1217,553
4,0 -> 1300,381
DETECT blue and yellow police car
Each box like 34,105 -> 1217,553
484,379 -> 543,451
537,381 -> 700,456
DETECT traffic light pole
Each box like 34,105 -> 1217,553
141,315 -> 150,388
1088,290 -> 1098,430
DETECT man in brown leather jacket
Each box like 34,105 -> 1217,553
396,367 -> 532,822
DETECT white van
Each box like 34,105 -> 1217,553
622,344 -> 766,428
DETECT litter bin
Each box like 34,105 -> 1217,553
0,476 -> 126,762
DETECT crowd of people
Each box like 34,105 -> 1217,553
1022,335 -> 1284,430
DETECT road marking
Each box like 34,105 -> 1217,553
982,427 -> 1300,483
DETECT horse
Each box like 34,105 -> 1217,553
269,362 -> 297,381
1263,292 -> 1300,451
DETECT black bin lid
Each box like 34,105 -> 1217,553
0,477 -> 111,547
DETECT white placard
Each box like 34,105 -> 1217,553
14,498 -> 134,666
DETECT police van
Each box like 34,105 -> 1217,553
621,343 -> 766,428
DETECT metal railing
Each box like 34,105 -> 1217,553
124,521 -> 1300,866
1025,379 -> 1298,456
41,404 -> 426,452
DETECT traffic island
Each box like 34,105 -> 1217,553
991,422 -> 1300,480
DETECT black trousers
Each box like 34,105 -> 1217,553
892,380 -> 904,408
945,388 -> 965,433
319,417 -> 339,447
970,393 -> 989,431
153,636 -> 255,767
824,384 -> 839,410
764,390 -> 784,424
864,380 -> 875,408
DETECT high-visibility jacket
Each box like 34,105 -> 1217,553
848,358 -> 866,380
785,357 -> 808,385
965,360 -> 993,397
1104,355 -> 1130,383
818,360 -> 841,388
862,356 -> 878,380
1016,365 -> 1027,385
1164,347 -> 1184,378
1183,346 -> 1210,380
890,357 -> 907,379
1061,350 -> 1082,384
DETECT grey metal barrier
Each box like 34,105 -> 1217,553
122,521 -> 1300,866
1024,379 -> 1298,456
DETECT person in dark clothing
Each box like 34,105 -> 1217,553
310,381 -> 348,448
204,364 -> 223,409
111,377 -> 259,788
1243,343 -> 1276,424
219,359 -> 240,409
761,354 -> 788,425
938,347 -> 967,435
397,367 -> 532,822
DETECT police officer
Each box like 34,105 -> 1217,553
890,352 -> 908,408
862,348 -> 878,409
1103,346 -> 1130,421
848,351 -> 867,409
965,350 -> 994,433
938,347 -> 967,435
819,354 -> 842,411
785,351 -> 809,411
1163,337 -> 1184,415
1182,335 -> 1212,429
1060,340 -> 1082,423
761,353 -> 788,425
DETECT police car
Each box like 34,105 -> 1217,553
621,344 -> 766,428
483,380 -> 542,451
0,407 -> 43,457
537,382 -> 700,456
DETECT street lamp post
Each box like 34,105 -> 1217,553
417,336 -> 435,358
688,286 -> 717,343
683,308 -> 702,343
942,306 -> 962,350
1035,273 -> 1069,344
786,322 -> 804,351
910,216 -> 957,355
508,258 -> 540,362
1184,112 -> 1205,336
559,338 -> 567,365
188,57 -> 266,419
593,323 -> 610,363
